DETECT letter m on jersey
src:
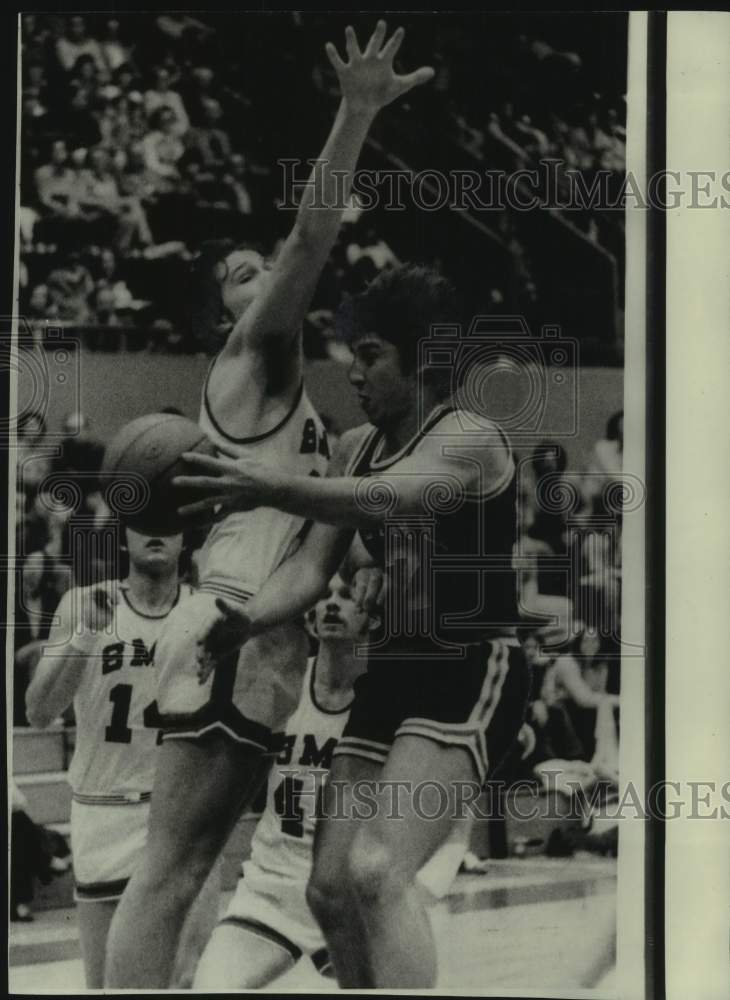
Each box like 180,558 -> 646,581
298,735 -> 337,769
130,638 -> 156,667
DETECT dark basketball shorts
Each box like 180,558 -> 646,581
334,638 -> 530,785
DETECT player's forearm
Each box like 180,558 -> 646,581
246,553 -> 330,636
25,652 -> 85,728
292,99 -> 374,250
267,471 -> 427,527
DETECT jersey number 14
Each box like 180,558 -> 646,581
105,683 -> 161,744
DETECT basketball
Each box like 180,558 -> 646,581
102,413 -> 217,534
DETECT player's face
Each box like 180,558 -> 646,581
125,528 -> 184,575
314,575 -> 369,641
219,249 -> 271,321
349,333 -> 414,428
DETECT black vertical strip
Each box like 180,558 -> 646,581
645,12 -> 667,1000
1,11 -> 17,984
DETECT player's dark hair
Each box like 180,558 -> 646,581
341,265 -> 461,398
188,239 -> 265,352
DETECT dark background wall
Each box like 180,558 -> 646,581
17,348 -> 621,470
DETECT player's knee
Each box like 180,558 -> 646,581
348,836 -> 403,908
136,843 -> 214,911
306,870 -> 349,929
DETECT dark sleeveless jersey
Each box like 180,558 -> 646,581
345,404 -> 521,655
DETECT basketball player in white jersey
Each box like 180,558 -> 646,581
192,573 -> 370,989
25,528 -> 191,987
193,572 -> 467,990
105,24 -> 435,988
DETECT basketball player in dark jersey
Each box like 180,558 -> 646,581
176,265 -> 531,988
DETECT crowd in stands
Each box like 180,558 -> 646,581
18,14 -> 406,357
19,14 -> 626,357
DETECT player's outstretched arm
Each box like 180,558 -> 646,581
232,21 -> 433,353
26,585 -> 118,729
176,416 -> 512,528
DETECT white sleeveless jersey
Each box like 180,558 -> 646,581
68,582 -> 194,802
198,370 -> 329,601
244,657 -> 351,885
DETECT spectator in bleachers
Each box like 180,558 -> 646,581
185,97 -> 232,169
521,630 -> 585,768
73,146 -> 125,244
68,52 -> 102,107
22,14 -> 51,64
55,15 -> 105,74
156,13 -> 213,46
75,147 -> 153,251
14,549 -> 63,726
528,440 -> 574,556
99,17 -> 134,74
141,107 -> 186,188
27,282 -> 61,337
346,224 -> 398,272
540,629 -> 619,767
117,144 -> 162,204
55,82 -> 103,150
16,409 -> 53,501
21,87 -> 50,157
24,58 -> 51,104
113,60 -> 143,98
94,247 -> 137,321
219,152 -> 254,216
583,409 -> 623,510
34,139 -> 78,226
46,252 -> 95,323
144,65 -> 190,136
10,778 -> 72,921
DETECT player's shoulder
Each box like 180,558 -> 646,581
420,409 -> 514,488
59,580 -> 111,607
430,407 -> 509,440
